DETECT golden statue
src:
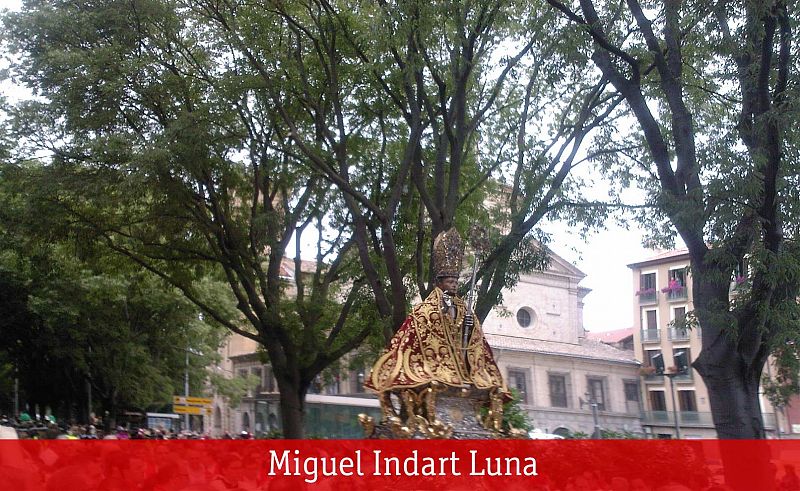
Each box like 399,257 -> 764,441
361,228 -> 510,439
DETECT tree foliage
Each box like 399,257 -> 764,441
0,209 -> 227,424
546,0 -> 800,449
1,0 -> 626,437
2,0 -> 386,437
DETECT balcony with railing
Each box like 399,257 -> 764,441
642,373 -> 663,384
641,411 -> 778,430
672,370 -> 693,382
641,328 -> 661,343
668,327 -> 691,341
636,288 -> 658,305
662,283 -> 688,302
730,276 -> 748,296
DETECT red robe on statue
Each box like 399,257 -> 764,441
365,287 -> 507,395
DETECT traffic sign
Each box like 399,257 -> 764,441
172,405 -> 204,415
172,396 -> 213,407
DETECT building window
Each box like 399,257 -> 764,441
251,367 -> 263,394
638,272 -> 657,301
734,258 -> 749,282
640,271 -> 656,290
350,368 -> 366,393
645,309 -> 658,330
642,308 -> 660,342
624,381 -> 639,403
673,348 -> 691,373
668,268 -> 687,287
507,369 -> 528,403
649,391 -> 667,411
624,380 -> 640,414
265,367 -> 276,393
548,374 -> 568,408
645,350 -> 662,372
516,308 -> 532,328
669,306 -> 690,341
242,412 -> 250,431
678,390 -> 697,412
666,268 -> 688,300
587,377 -> 606,411
672,306 -> 687,323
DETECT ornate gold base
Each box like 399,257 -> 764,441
359,383 -> 514,439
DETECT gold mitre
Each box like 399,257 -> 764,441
433,228 -> 464,278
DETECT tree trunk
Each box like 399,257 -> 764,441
698,340 -> 773,490
695,336 -> 766,439
276,378 -> 307,439
692,256 -> 768,441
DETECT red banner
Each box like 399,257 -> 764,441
1,439 -> 798,490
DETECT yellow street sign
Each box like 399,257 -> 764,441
186,396 -> 213,405
173,405 -> 204,415
173,396 -> 213,406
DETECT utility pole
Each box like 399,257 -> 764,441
185,347 -> 190,431
13,373 -> 19,418
87,345 -> 93,424
86,377 -> 92,423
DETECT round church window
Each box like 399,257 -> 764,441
517,308 -> 532,328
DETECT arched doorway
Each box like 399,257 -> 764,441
214,406 -> 222,429
553,427 -> 571,438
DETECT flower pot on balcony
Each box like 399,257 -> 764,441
639,367 -> 656,376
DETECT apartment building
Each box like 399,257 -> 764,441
629,249 -> 785,438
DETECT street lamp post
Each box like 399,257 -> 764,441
652,351 -> 688,439
184,347 -> 204,432
580,393 -> 602,438
590,399 -> 600,438
665,372 -> 681,439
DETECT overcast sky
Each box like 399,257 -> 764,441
545,223 -> 654,333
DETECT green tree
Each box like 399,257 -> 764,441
2,0 -> 382,438
2,0 -> 623,437
546,0 -> 799,449
198,0 -> 621,339
0,245 -> 227,425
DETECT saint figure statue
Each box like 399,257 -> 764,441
362,228 -> 509,438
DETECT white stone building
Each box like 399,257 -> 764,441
483,251 -> 642,436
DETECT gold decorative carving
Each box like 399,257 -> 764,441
372,385 -> 453,439
358,413 -> 375,438
432,228 -> 464,278
482,389 -> 504,433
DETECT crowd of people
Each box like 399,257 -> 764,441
1,414 -> 255,440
